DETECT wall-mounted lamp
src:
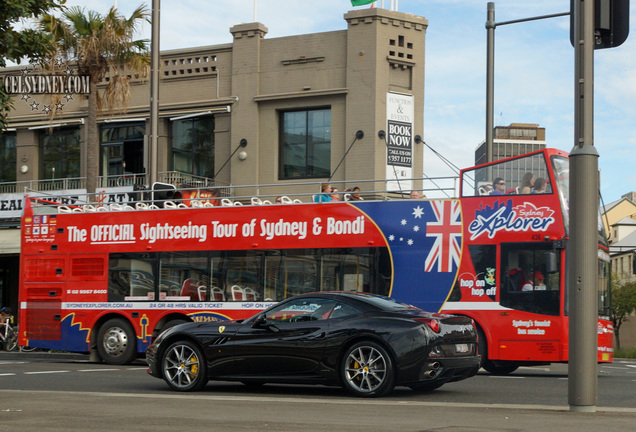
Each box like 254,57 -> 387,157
238,151 -> 248,161
20,165 -> 29,174
414,135 -> 422,144
378,130 -> 386,140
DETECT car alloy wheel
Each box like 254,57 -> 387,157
341,341 -> 394,397
162,340 -> 208,391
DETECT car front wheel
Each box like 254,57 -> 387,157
341,341 -> 395,397
162,340 -> 208,391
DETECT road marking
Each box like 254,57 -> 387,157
127,367 -> 148,371
78,369 -> 120,372
489,375 -> 525,379
24,370 -> 70,375
0,373 -> 16,376
1,388 -> 636,414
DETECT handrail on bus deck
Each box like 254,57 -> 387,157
23,175 -> 459,212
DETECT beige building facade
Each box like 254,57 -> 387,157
0,8 -> 428,311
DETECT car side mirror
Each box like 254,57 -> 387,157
252,314 -> 279,332
252,314 -> 267,328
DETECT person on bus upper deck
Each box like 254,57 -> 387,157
314,183 -> 334,203
522,271 -> 546,291
490,178 -> 506,195
350,186 -> 363,201
532,178 -> 547,194
520,172 -> 535,194
409,190 -> 421,199
330,188 -> 341,201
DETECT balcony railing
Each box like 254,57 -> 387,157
0,172 -> 228,194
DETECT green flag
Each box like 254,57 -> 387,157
351,0 -> 375,6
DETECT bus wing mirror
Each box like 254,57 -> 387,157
545,251 -> 558,274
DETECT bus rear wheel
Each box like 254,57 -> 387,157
97,318 -> 137,365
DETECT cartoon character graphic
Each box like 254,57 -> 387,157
485,267 -> 496,286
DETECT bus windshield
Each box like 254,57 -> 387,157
461,151 -> 552,198
551,156 -> 569,232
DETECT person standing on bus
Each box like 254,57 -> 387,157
490,178 -> 506,195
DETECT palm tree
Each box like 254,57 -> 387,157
41,6 -> 150,197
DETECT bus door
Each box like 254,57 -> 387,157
497,242 -> 564,361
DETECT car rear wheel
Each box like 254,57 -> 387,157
97,318 -> 137,365
162,340 -> 208,391
341,341 -> 395,397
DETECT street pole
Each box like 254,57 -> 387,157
485,3 -> 568,164
485,2 -> 495,164
568,0 -> 598,412
148,0 -> 160,187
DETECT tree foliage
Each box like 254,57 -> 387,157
40,5 -> 150,196
0,0 -> 64,130
610,274 -> 636,350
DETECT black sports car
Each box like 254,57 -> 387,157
146,292 -> 480,397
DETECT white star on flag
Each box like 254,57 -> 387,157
412,206 -> 424,218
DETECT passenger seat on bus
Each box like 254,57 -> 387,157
180,278 -> 200,301
231,285 -> 244,301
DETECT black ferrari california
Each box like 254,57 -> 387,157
146,292 -> 480,397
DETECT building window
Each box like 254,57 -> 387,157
100,123 -> 146,176
0,132 -> 16,182
40,128 -> 80,179
171,116 -> 215,178
279,108 -> 331,179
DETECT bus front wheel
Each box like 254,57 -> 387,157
97,318 -> 137,365
476,325 -> 518,375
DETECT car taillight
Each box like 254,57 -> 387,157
415,317 -> 440,333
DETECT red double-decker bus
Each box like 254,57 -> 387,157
18,148 -> 612,369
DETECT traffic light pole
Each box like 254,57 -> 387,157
485,2 -> 605,411
568,0 -> 599,412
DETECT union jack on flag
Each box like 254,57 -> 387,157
425,200 -> 462,273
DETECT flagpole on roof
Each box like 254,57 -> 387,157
254,0 -> 258,21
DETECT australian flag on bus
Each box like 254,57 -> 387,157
353,200 -> 463,312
